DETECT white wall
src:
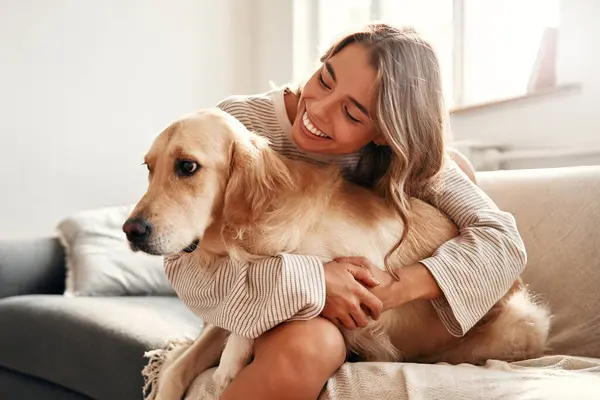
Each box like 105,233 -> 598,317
0,0 -> 255,238
3,0 -> 598,238
449,0 -> 600,151
255,0 -> 295,92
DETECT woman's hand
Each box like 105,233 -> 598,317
335,257 -> 398,312
334,257 -> 395,288
337,257 -> 443,311
321,260 -> 383,330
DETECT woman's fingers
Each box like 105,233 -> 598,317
350,306 -> 369,328
337,256 -> 394,287
337,313 -> 358,330
335,256 -> 375,269
354,284 -> 383,320
347,265 -> 380,288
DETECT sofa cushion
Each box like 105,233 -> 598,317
0,295 -> 202,400
0,366 -> 90,400
56,205 -> 176,296
0,237 -> 66,298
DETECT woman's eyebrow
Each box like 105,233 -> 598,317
325,61 -> 369,117
325,62 -> 337,82
350,98 -> 369,117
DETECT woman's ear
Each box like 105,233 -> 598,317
373,135 -> 387,146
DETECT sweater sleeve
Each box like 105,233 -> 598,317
418,157 -> 527,337
164,253 -> 326,339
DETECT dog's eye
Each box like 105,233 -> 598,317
176,160 -> 199,177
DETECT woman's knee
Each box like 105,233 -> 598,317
255,317 -> 346,374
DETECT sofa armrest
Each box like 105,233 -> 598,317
0,237 -> 66,298
478,165 -> 600,358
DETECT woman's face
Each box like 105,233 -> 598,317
290,43 -> 382,155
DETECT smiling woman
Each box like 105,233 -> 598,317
158,23 -> 527,400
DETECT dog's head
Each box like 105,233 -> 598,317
123,108 -> 294,256
122,108 -> 251,255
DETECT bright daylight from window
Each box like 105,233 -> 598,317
295,0 -> 560,109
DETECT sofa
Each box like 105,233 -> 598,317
1,165 -> 600,400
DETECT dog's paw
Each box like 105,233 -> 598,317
212,334 -> 254,395
212,357 -> 248,395
212,366 -> 236,396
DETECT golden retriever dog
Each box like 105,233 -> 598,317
123,108 -> 551,399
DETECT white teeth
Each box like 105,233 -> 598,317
302,112 -> 330,138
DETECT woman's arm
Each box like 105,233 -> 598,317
417,158 -> 527,337
370,149 -> 479,311
164,253 -> 382,338
165,254 -> 323,338
338,155 -> 525,337
368,148 -> 477,309
407,156 -> 526,337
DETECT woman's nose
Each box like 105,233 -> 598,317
311,96 -> 335,121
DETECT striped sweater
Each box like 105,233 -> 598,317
164,88 -> 527,338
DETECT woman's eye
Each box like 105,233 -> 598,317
176,160 -> 199,177
344,107 -> 360,123
142,162 -> 151,172
318,73 -> 331,90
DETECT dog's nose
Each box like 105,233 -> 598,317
122,218 -> 152,244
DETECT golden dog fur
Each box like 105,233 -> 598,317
126,109 -> 551,398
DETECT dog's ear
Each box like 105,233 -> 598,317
223,133 -> 296,227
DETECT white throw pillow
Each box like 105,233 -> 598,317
56,205 -> 175,296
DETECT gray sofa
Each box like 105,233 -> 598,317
0,237 -> 201,400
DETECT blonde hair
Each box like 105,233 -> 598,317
320,23 -> 447,267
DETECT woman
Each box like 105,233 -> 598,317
164,23 -> 526,399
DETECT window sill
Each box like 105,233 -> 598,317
449,83 -> 582,115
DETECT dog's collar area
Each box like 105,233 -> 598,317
182,239 -> 200,253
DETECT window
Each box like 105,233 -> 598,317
293,0 -> 560,109
460,0 -> 560,106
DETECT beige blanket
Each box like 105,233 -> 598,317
142,339 -> 600,400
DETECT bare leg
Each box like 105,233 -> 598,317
220,317 -> 346,400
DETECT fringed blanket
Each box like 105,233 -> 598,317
142,339 -> 600,400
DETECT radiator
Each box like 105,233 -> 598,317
451,142 -> 600,171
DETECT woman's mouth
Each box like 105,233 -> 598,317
302,112 -> 331,139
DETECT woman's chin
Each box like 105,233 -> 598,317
290,126 -> 310,150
